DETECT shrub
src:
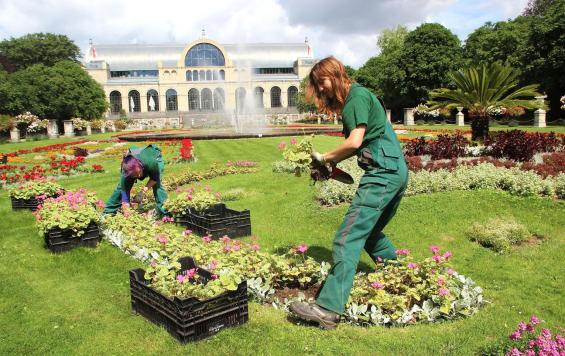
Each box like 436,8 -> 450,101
0,114 -> 15,132
114,119 -> 128,130
555,174 -> 565,199
465,217 -> 533,253
485,130 -> 563,162
73,147 -> 89,157
221,188 -> 246,202
403,133 -> 470,160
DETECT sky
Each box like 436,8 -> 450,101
0,0 -> 528,68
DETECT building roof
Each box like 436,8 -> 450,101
84,41 -> 313,71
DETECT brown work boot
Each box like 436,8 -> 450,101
289,301 -> 339,330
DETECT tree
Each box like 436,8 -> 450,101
356,25 -> 409,110
296,76 -> 317,113
0,33 -> 80,71
428,63 -> 543,141
2,61 -> 107,120
397,23 -> 463,107
344,65 -> 357,80
521,0 -> 565,118
463,17 -> 532,69
523,0 -> 556,15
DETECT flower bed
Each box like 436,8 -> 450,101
162,163 -> 258,191
102,211 -> 484,327
130,256 -> 248,343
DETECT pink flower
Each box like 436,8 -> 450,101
224,245 -> 232,252
155,234 -> 168,244
182,229 -> 192,237
161,216 -> 174,223
202,235 -> 211,243
231,245 -> 241,251
525,324 -> 534,333
371,281 -> 383,289
508,347 -> 521,356
395,248 -> 410,255
290,138 -> 297,145
432,255 -> 442,262
277,141 -> 287,150
175,187 -> 182,193
220,235 -> 231,244
429,245 -> 440,254
185,268 -> 198,279
442,251 -> 453,259
518,322 -> 528,332
530,315 -> 540,325
176,274 -> 187,283
447,268 -> 454,276
437,277 -> 445,286
510,331 -> 522,341
211,274 -> 218,280
438,288 -> 450,297
296,244 -> 308,254
376,256 -> 383,263
250,244 -> 260,251
407,262 -> 418,269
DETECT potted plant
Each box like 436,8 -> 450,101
34,189 -> 104,253
164,185 -> 251,239
129,256 -> 248,343
9,180 -> 64,210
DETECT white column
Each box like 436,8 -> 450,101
86,124 -> 92,135
63,120 -> 75,137
534,109 -> 546,128
100,125 -> 106,133
317,116 -> 321,125
403,108 -> 415,126
386,109 -> 392,123
10,128 -> 20,142
47,120 -> 59,139
456,107 -> 465,126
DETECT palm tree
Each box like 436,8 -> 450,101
428,63 -> 545,141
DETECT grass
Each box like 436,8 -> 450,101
0,135 -> 564,355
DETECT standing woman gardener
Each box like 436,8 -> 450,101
290,57 -> 409,329
103,144 -> 168,218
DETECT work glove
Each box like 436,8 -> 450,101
132,190 -> 145,204
310,151 -> 326,168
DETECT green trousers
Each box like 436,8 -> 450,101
103,161 -> 168,217
316,166 -> 408,314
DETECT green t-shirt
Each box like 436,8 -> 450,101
341,83 -> 386,149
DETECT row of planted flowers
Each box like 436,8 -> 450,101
12,177 -> 485,327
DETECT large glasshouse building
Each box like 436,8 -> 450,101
83,37 -> 315,117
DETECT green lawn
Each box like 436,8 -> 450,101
0,135 -> 563,355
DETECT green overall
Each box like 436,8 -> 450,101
103,144 -> 168,217
316,84 -> 409,314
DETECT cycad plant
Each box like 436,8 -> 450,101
428,63 -> 544,141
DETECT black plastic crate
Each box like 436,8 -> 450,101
44,222 -> 101,253
129,256 -> 248,343
11,196 -> 44,211
174,203 -> 251,239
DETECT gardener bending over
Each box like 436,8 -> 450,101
103,144 -> 168,217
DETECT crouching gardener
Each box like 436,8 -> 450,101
103,144 -> 168,217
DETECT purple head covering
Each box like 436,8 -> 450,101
121,155 -> 144,177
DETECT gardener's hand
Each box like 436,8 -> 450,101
311,151 -> 326,168
121,202 -> 130,210
132,189 -> 146,204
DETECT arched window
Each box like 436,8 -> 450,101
193,70 -> 199,81
219,70 -> 225,80
199,70 -> 205,81
213,88 -> 225,111
188,89 -> 200,111
166,89 -> 178,111
147,89 -> 159,111
128,90 -> 141,112
201,89 -> 213,111
235,87 -> 246,114
254,87 -> 264,108
288,86 -> 298,107
109,91 -> 122,114
186,71 -> 192,81
206,70 -> 212,81
184,43 -> 225,66
270,86 -> 281,108
212,70 -> 219,80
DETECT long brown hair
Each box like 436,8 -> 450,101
306,56 -> 351,115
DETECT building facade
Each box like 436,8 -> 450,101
83,37 -> 315,118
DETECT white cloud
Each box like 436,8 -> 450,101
0,0 -> 529,68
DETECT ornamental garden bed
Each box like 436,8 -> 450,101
174,203 -> 251,239
44,222 -> 101,253
129,256 -> 248,343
